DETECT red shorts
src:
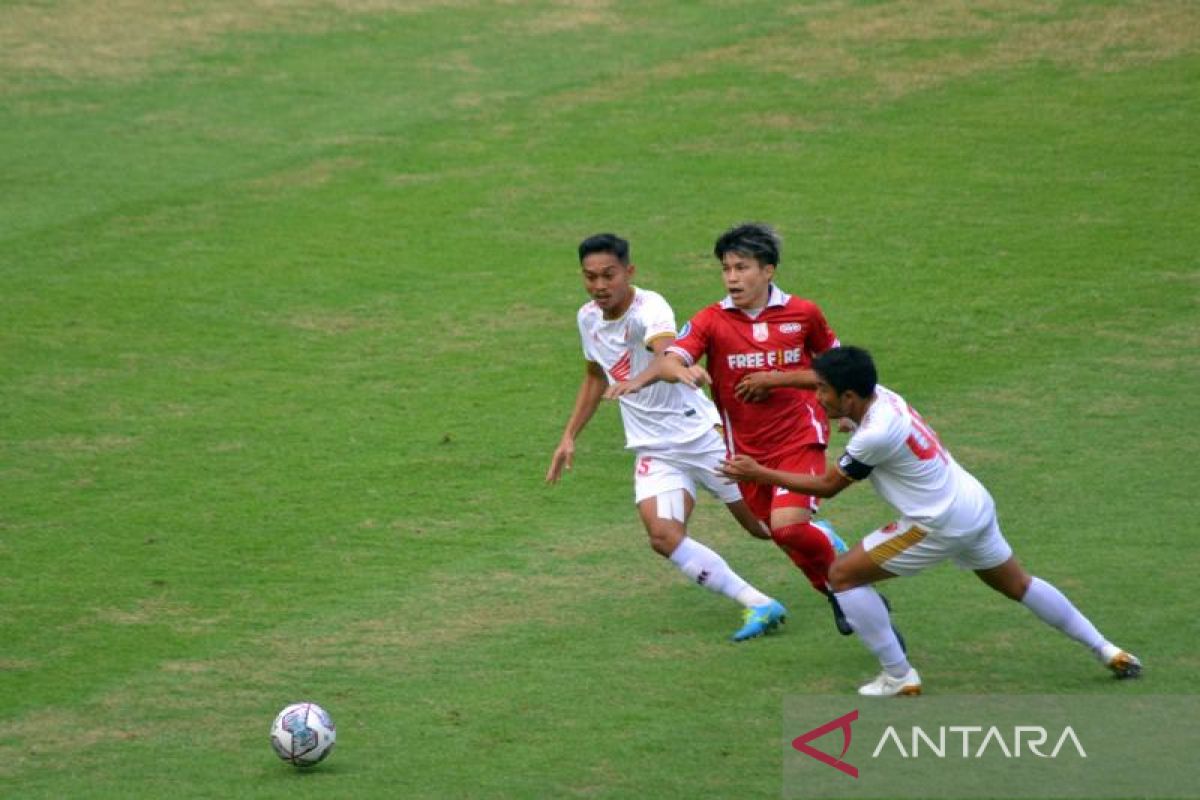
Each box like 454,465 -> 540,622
739,446 -> 826,523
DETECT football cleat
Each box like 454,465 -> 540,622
732,599 -> 787,642
858,667 -> 922,697
1102,646 -> 1142,679
825,591 -> 854,636
813,518 -> 848,556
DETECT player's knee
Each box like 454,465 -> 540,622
1003,573 -> 1032,601
827,558 -> 856,592
646,526 -> 682,557
979,559 -> 1030,601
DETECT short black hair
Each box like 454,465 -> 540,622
578,233 -> 630,265
812,346 -> 878,398
713,222 -> 781,267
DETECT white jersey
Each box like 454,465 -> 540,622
578,287 -> 721,450
835,385 -> 994,536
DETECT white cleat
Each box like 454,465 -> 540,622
858,667 -> 922,697
1099,644 -> 1142,679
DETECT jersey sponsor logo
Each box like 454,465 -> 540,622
726,347 -> 804,370
678,321 -> 692,339
753,322 -> 770,342
611,351 -> 632,381
780,322 -> 803,334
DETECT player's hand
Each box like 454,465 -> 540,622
546,439 -> 575,483
734,371 -> 775,403
603,380 -> 642,400
837,417 -> 856,433
678,365 -> 712,389
719,455 -> 764,483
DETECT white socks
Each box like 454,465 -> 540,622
835,586 -> 911,678
669,537 -> 771,608
833,577 -> 1114,680
1021,576 -> 1108,653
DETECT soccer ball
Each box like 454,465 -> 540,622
269,702 -> 336,766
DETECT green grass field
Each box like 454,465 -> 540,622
2,1 -> 1197,797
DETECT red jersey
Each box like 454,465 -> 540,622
667,284 -> 839,462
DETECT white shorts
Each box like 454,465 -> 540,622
632,429 -> 742,506
862,515 -> 1013,577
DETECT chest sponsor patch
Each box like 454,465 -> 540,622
779,322 -> 803,334
726,347 -> 804,369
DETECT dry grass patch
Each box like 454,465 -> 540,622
0,0 -> 480,85
545,0 -> 1199,112
417,303 -> 566,354
744,112 -> 827,132
89,597 -> 228,633
22,434 -> 140,456
517,0 -> 623,35
246,156 -> 365,194
279,306 -> 391,335
778,0 -> 1200,99
1,707 -> 134,760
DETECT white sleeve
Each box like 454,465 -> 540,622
638,292 -> 677,346
845,424 -> 893,469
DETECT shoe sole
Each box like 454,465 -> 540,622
732,615 -> 786,642
1109,655 -> 1142,679
859,684 -> 922,697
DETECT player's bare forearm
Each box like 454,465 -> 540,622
719,455 -> 851,498
657,352 -> 711,389
547,363 -> 606,482
768,368 -> 818,390
562,364 -> 607,438
604,340 -> 679,399
734,368 -> 817,402
605,363 -> 659,399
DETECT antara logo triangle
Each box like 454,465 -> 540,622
792,709 -> 859,778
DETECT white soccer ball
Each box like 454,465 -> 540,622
269,702 -> 336,766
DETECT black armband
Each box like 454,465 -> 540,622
837,452 -> 874,481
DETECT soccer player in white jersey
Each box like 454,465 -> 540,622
720,346 -> 1142,694
546,233 -> 787,641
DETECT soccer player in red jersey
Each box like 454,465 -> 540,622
608,223 -> 852,634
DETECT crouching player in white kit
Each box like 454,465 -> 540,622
720,346 -> 1142,692
547,233 -> 787,641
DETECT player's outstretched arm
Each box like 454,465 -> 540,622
734,368 -> 818,402
658,350 -> 712,389
718,454 -> 852,499
604,347 -> 710,399
547,361 -> 607,483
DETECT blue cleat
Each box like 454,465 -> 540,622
813,518 -> 848,555
732,599 -> 787,642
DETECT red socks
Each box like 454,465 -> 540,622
771,522 -> 836,592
